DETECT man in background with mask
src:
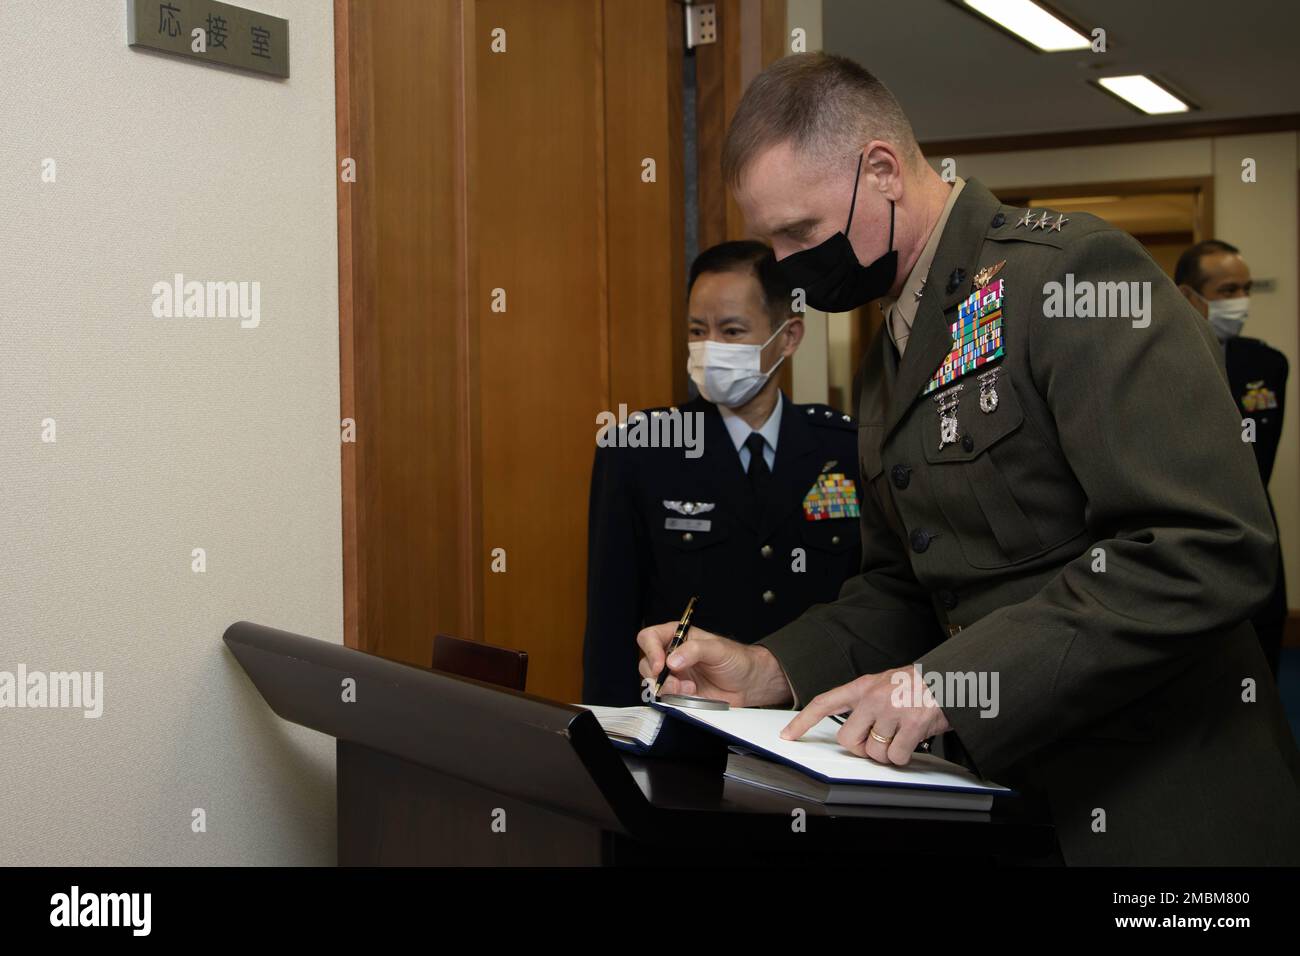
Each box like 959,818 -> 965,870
582,240 -> 862,706
637,52 -> 1299,865
1177,239 -> 1288,674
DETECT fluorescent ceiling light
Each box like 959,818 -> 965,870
962,0 -> 1090,52
1097,75 -> 1190,114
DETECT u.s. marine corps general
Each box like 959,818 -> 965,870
637,52 -> 1300,866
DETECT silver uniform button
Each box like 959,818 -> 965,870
760,544 -> 773,558
762,590 -> 776,604
831,535 -> 841,545
682,532 -> 693,542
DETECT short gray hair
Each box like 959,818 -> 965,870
722,53 -> 921,189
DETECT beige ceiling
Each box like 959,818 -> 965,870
822,0 -> 1300,142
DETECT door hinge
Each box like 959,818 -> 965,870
685,2 -> 718,49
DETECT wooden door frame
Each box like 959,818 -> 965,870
335,0 -> 372,651
694,0 -> 791,396
334,0 -> 483,654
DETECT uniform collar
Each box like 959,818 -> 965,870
880,177 -> 966,349
718,390 -> 784,455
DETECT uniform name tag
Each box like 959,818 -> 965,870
665,517 -> 711,532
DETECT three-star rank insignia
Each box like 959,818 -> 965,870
923,277 -> 1005,395
1015,210 -> 1069,232
802,472 -> 860,521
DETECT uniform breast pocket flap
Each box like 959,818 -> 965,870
922,367 -> 1023,464
920,372 -> 1045,568
661,520 -> 729,551
801,519 -> 856,554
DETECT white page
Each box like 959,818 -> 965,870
659,704 -> 1009,793
573,704 -> 663,746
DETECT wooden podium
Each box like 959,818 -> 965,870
224,621 -> 1056,866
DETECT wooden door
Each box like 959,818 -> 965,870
336,0 -> 684,701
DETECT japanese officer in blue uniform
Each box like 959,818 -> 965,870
1177,239 -> 1289,675
581,240 -> 862,706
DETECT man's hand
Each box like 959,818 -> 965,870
779,664 -> 951,766
636,623 -> 793,708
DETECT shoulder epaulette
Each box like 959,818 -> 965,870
798,403 -> 856,429
985,205 -> 1114,250
617,405 -> 684,424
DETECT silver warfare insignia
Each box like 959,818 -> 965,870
933,384 -> 964,451
978,367 -> 1000,414
663,501 -> 716,516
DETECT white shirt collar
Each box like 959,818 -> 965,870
718,392 -> 783,454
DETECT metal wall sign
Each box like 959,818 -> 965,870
127,0 -> 289,78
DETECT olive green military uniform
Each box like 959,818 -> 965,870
759,178 -> 1300,866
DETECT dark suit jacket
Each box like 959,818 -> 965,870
1226,335 -> 1288,484
1225,336 -> 1289,668
759,179 -> 1300,865
582,393 -> 862,706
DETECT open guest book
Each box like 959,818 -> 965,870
576,705 -> 672,749
576,701 -> 1010,811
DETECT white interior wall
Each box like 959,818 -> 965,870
0,0 -> 342,865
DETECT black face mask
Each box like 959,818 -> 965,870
773,153 -> 897,312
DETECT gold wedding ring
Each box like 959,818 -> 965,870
870,729 -> 894,745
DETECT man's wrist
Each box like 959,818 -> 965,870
746,645 -> 796,708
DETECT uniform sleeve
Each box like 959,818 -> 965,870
924,229 -> 1278,776
581,443 -> 648,706
758,445 -> 940,708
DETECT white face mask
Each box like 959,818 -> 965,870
687,319 -> 790,408
1205,295 -> 1249,340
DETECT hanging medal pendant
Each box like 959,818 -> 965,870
933,383 -> 963,451
978,368 -> 1000,414
940,409 -> 959,449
